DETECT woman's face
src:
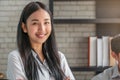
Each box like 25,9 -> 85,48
22,9 -> 51,46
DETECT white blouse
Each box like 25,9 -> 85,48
7,49 -> 75,80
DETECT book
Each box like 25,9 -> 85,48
88,37 -> 97,66
97,38 -> 103,67
102,36 -> 110,67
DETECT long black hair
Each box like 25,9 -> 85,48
17,1 -> 65,80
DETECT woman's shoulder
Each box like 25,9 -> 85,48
8,49 -> 20,59
8,49 -> 24,67
58,51 -> 68,64
58,51 -> 66,59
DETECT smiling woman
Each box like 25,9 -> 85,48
22,9 -> 52,53
6,1 -> 75,80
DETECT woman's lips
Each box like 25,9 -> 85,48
36,34 -> 45,38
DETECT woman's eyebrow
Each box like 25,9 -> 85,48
44,18 -> 50,21
31,19 -> 39,21
31,18 -> 50,21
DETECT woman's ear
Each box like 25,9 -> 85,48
22,22 -> 27,33
111,51 -> 118,61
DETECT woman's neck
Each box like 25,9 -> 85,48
32,44 -> 45,63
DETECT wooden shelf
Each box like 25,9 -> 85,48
54,0 -> 95,1
54,19 -> 95,24
95,18 -> 120,24
54,18 -> 120,24
70,66 -> 110,72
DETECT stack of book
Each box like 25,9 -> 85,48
88,36 -> 116,67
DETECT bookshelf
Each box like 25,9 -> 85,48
50,0 -> 120,74
54,18 -> 120,24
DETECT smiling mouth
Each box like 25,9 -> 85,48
36,33 -> 46,38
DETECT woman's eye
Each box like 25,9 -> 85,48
32,22 -> 37,25
45,22 -> 50,25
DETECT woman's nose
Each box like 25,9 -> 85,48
38,23 -> 45,31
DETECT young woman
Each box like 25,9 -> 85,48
7,1 -> 75,80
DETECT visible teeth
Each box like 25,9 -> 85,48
39,34 -> 44,36
36,34 -> 45,38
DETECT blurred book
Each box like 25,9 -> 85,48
102,36 -> 110,67
97,38 -> 103,67
88,36 -> 97,66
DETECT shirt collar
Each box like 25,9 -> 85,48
31,49 -> 37,58
31,50 -> 52,74
31,49 -> 46,64
112,64 -> 120,78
